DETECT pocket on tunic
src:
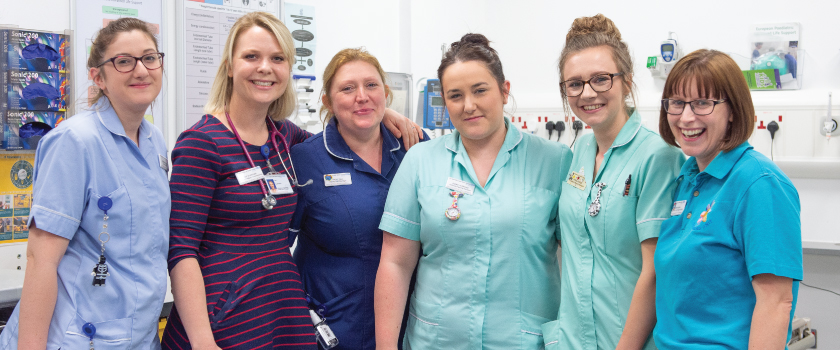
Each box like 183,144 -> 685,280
520,311 -> 550,350
540,319 -> 561,350
62,315 -> 132,349
403,296 -> 440,350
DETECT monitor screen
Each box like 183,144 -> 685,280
431,96 -> 444,106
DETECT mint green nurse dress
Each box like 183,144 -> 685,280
380,119 -> 572,350
541,110 -> 685,350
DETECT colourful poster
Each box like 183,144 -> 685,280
0,153 -> 34,243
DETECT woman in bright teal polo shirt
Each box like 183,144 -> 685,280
654,49 -> 802,349
374,33 -> 572,350
541,15 -> 685,350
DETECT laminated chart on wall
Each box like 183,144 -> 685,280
0,153 -> 33,244
284,3 -> 316,76
73,0 -> 163,127
181,0 -> 281,129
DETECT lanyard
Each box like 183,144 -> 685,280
226,112 -> 297,210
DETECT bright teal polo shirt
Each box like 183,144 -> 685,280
380,118 -> 572,350
654,142 -> 802,349
542,110 -> 685,350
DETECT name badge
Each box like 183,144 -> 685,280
235,166 -> 264,185
324,173 -> 352,187
671,200 -> 687,216
265,174 -> 294,195
567,167 -> 586,191
158,155 -> 169,173
445,177 -> 475,195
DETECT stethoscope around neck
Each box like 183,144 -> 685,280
225,111 -> 312,210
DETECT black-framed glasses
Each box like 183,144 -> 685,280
96,52 -> 165,73
662,98 -> 728,116
560,72 -> 624,97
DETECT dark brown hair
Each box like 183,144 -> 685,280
558,14 -> 635,116
658,49 -> 754,152
87,18 -> 159,105
437,33 -> 508,97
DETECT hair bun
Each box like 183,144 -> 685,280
566,14 -> 622,42
451,33 -> 492,51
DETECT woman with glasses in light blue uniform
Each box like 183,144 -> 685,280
0,18 -> 170,350
541,14 -> 685,350
374,33 -> 573,350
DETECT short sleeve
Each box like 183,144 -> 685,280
167,129 -> 221,270
635,144 -> 686,242
735,175 -> 803,281
379,147 -> 422,241
28,128 -> 90,240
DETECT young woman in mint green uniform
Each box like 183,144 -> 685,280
375,33 -> 572,350
541,15 -> 685,350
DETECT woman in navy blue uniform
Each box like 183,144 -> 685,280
289,48 -> 426,350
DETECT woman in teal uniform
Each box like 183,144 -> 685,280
654,49 -> 802,349
541,14 -> 685,350
374,33 -> 572,350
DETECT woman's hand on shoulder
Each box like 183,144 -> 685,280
382,108 -> 423,150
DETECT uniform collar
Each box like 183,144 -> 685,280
323,117 -> 400,161
609,108 -> 642,150
445,117 -> 522,155
94,98 -> 152,140
678,142 -> 752,180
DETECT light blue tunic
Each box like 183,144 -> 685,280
542,110 -> 685,350
654,142 -> 802,349
379,119 -> 572,350
0,100 -> 170,350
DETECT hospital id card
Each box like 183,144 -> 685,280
265,174 -> 293,195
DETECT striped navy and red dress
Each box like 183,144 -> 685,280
162,115 -> 316,350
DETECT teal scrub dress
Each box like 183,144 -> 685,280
380,119 -> 572,350
542,110 -> 685,350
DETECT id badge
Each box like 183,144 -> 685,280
265,174 -> 294,195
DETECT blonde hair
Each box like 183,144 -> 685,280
558,14 -> 636,117
319,48 -> 392,123
204,12 -> 296,121
88,18 -> 159,106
